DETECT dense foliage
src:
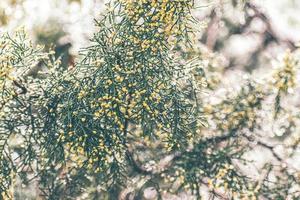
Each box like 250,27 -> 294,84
0,0 -> 300,199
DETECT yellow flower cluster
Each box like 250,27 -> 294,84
205,85 -> 264,133
205,163 -> 260,199
54,77 -> 171,171
57,126 -> 126,171
119,0 -> 193,47
51,63 -> 176,172
272,50 -> 298,93
213,164 -> 235,190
